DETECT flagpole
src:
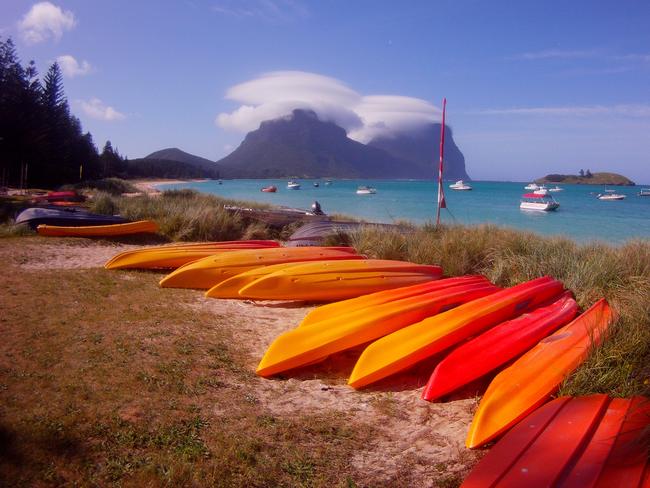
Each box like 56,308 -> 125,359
436,98 -> 447,227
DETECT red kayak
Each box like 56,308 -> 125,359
422,292 -> 578,401
461,395 -> 650,487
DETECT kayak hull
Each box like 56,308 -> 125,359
256,281 -> 500,377
347,276 -> 564,389
461,395 -> 649,488
159,246 -> 361,289
104,240 -> 281,269
238,259 -> 444,301
466,298 -> 614,448
37,220 -> 159,237
299,275 -> 491,327
422,292 -> 578,401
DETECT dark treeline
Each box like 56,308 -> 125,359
0,37 -> 106,187
0,38 -> 216,189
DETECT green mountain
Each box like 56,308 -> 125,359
145,148 -> 219,170
216,109 -> 468,179
367,125 -> 470,181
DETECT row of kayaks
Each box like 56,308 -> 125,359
107,244 -> 444,301
104,239 -> 647,485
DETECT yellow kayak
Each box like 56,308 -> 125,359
348,277 -> 564,389
104,240 -> 281,270
298,275 -> 491,327
238,259 -> 443,301
465,298 -> 614,448
37,220 -> 158,237
159,246 -> 361,289
205,262 -> 308,298
256,281 -> 499,377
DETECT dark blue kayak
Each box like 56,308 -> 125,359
15,207 -> 130,229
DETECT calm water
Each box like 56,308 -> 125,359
158,179 -> 650,244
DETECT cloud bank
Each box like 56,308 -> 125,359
216,71 -> 440,142
56,55 -> 92,78
19,2 -> 76,44
77,98 -> 125,121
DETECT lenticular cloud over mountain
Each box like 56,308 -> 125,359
216,71 -> 440,142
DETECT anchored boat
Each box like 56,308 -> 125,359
520,193 -> 560,211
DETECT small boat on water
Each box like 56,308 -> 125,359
287,180 -> 301,190
533,186 -> 549,195
597,189 -> 626,200
548,185 -> 563,192
524,183 -> 540,191
356,186 -> 377,195
313,182 -> 319,187
325,179 -> 332,186
520,193 -> 560,211
261,185 -> 277,193
638,188 -> 650,196
449,180 -> 472,191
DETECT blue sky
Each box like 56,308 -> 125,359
2,0 -> 649,182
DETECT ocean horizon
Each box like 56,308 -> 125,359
157,179 -> 650,244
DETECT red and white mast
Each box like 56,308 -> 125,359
435,98 -> 447,226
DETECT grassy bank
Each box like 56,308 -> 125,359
349,224 -> 650,399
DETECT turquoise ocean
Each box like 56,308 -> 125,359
158,179 -> 650,244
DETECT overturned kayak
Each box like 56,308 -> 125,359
16,207 -> 128,229
238,259 -> 444,301
105,240 -> 281,270
256,280 -> 500,377
159,246 -> 361,289
422,292 -> 578,401
461,395 -> 650,487
298,275 -> 491,327
348,276 -> 564,389
37,220 -> 159,237
206,261 -> 308,298
466,298 -> 614,448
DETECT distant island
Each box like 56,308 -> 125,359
534,172 -> 635,186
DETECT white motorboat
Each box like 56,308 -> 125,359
524,183 -> 540,190
533,186 -> 549,195
548,186 -> 563,192
449,180 -> 473,191
597,190 -> 625,200
287,180 -> 301,190
638,188 -> 650,196
356,186 -> 377,195
520,193 -> 560,211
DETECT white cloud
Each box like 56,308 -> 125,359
510,49 -> 600,61
216,71 -> 441,142
77,98 -> 125,121
18,2 -> 76,44
211,0 -> 308,21
477,104 -> 650,117
56,55 -> 92,78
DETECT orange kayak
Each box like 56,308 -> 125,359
298,275 -> 492,327
256,281 -> 500,377
159,246 -> 361,289
461,395 -> 649,487
466,298 -> 614,448
206,262 -> 309,298
422,292 -> 578,401
238,259 -> 444,301
104,240 -> 281,270
348,276 -> 564,389
37,220 -> 158,237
